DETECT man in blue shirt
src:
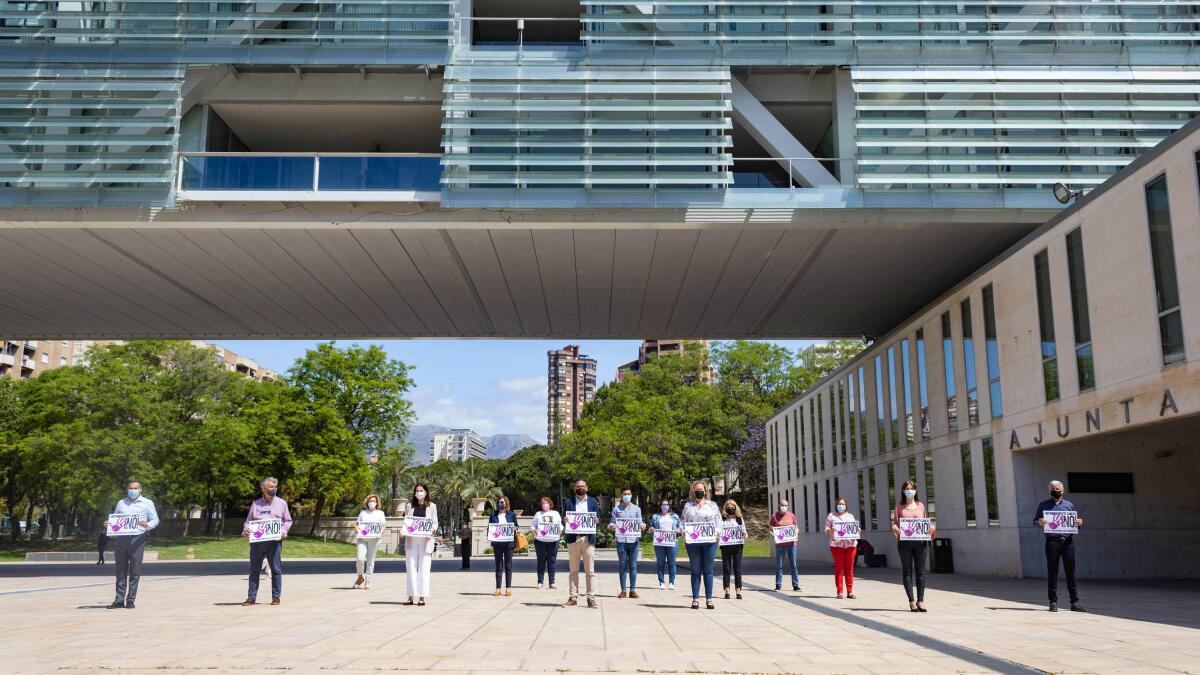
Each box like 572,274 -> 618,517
1033,480 -> 1085,613
108,480 -> 160,609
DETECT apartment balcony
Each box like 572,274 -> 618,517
21,357 -> 35,370
23,341 -> 37,351
177,153 -> 441,202
0,354 -> 14,367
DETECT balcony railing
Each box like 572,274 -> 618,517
177,153 -> 442,202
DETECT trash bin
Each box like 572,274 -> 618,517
932,538 -> 953,573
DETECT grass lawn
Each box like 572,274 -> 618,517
0,535 -> 401,561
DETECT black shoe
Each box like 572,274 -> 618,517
774,585 -> 781,591
1070,603 -> 1086,612
690,600 -> 699,609
847,594 -> 856,600
107,601 -> 124,609
724,591 -> 730,599
837,593 -> 843,599
1049,602 -> 1058,612
270,598 -> 280,606
125,601 -> 135,609
96,560 -> 103,566
792,585 -> 801,592
706,600 -> 715,610
736,592 -> 743,600
917,605 -> 927,613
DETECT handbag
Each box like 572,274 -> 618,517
515,531 -> 529,549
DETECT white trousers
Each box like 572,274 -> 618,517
356,538 -> 379,581
405,537 -> 432,597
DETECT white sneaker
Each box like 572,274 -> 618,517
668,583 -> 675,591
537,583 -> 544,590
659,582 -> 666,590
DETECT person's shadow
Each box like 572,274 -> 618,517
212,602 -> 247,606
76,604 -> 111,609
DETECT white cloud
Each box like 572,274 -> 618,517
411,376 -> 546,442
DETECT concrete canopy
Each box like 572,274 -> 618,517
0,205 -> 1045,340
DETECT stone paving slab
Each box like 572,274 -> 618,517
1,558 -> 1198,674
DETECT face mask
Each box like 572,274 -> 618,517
1050,490 -> 1063,499
541,503 -> 550,512
266,488 -> 278,497
725,507 -> 735,514
127,489 -> 140,500
415,491 -> 426,500
694,490 -> 705,499
779,506 -> 789,513
904,489 -> 916,499
367,501 -> 377,510
622,494 -> 632,503
661,504 -> 669,513
836,504 -> 846,513
575,487 -> 587,496
497,501 -> 506,510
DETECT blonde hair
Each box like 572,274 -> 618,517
363,493 -> 382,509
722,499 -> 742,518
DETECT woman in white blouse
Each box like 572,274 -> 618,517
530,496 -> 562,589
353,494 -> 387,590
398,483 -> 437,605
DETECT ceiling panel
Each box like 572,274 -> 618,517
638,230 -> 700,337
445,229 -> 522,335
665,229 -> 742,337
309,229 -> 428,336
574,230 -> 615,337
489,229 -> 552,335
349,229 -> 456,335
392,230 -> 492,335
609,229 -> 657,337
693,229 -> 786,335
532,229 -> 579,336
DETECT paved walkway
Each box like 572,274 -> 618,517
1,557 -> 1197,674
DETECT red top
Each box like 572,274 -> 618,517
770,511 -> 798,548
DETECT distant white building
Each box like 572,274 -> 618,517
430,429 -> 487,463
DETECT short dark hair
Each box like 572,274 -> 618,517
126,479 -> 141,488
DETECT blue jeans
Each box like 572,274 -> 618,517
655,544 -> 677,584
248,540 -> 282,600
616,541 -> 639,591
685,542 -> 717,599
775,546 -> 799,588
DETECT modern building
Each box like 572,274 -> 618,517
430,428 -> 488,463
766,118 -> 1200,580
548,345 -> 597,443
617,339 -> 713,382
5,5 -> 1199,342
191,341 -> 280,382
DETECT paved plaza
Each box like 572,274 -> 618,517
2,557 -> 1197,674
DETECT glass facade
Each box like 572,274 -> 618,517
887,346 -> 899,449
982,437 -> 1000,527
1034,249 -> 1060,401
961,443 -> 977,528
1145,174 -> 1186,366
916,329 -> 930,439
1065,230 -> 1096,391
901,338 -> 914,444
868,467 -> 878,530
923,452 -> 936,521
961,299 -> 980,426
942,312 -> 958,432
875,355 -> 886,450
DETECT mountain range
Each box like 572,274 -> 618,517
406,424 -> 538,464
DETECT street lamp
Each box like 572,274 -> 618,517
1052,183 -> 1082,205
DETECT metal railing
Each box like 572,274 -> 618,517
176,152 -> 442,201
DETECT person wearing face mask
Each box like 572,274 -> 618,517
564,478 -> 600,608
399,483 -> 437,605
650,500 -> 681,590
531,496 -> 561,589
489,495 -> 518,596
107,480 -> 159,609
1035,480 -> 1085,612
610,488 -> 647,599
891,480 -> 936,612
353,494 -> 387,590
824,498 -> 858,600
682,481 -> 722,610
769,499 -> 800,592
720,499 -> 747,600
241,477 -> 292,606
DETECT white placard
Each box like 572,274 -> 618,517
246,517 -> 283,542
772,525 -> 798,544
488,522 -> 516,543
1043,510 -> 1078,535
402,515 -> 436,538
899,518 -> 932,541
534,522 -> 563,542
107,514 -> 142,537
832,519 -> 860,541
652,529 -> 678,547
614,518 -> 643,541
720,524 -> 746,545
683,521 -> 718,544
564,512 -> 598,535
357,520 -> 384,539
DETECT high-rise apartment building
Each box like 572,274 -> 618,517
430,429 -> 488,463
547,345 -> 597,443
617,340 -> 713,383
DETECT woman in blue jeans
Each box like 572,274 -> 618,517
682,481 -> 722,610
651,500 -> 681,589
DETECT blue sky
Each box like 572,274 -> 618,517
218,339 -> 820,443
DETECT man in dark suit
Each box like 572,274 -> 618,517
564,478 -> 600,608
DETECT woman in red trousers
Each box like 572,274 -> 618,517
824,497 -> 859,599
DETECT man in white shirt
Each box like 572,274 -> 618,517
564,479 -> 600,608
108,480 -> 159,609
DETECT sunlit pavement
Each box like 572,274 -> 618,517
2,557 -> 1197,674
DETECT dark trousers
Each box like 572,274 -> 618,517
535,540 -> 558,584
113,534 -> 146,604
898,540 -> 928,602
97,531 -> 108,564
462,538 -> 471,569
1045,536 -> 1079,604
721,544 -> 743,590
248,540 -> 283,600
493,542 -> 514,589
